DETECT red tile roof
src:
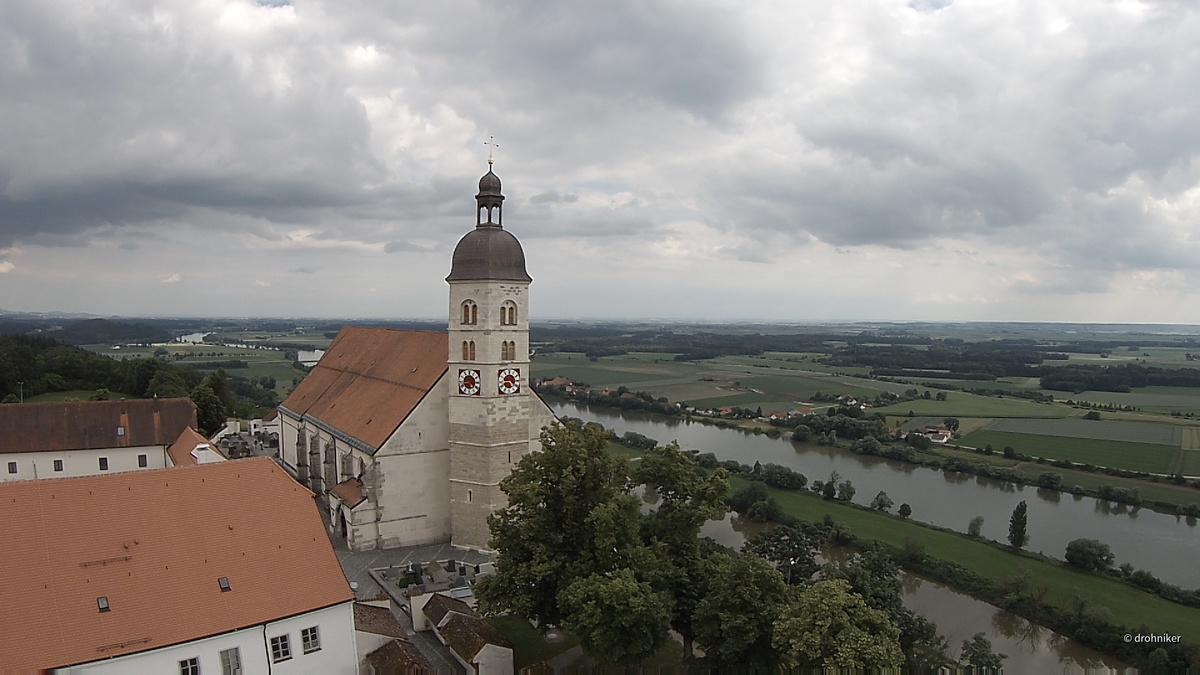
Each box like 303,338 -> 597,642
354,603 -> 407,638
440,612 -> 512,663
365,638 -> 433,674
0,397 -> 197,454
165,427 -> 225,466
423,592 -> 473,627
278,327 -> 448,449
331,477 -> 366,508
0,457 -> 352,671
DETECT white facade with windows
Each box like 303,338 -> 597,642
1,445 -> 164,483
61,602 -> 356,675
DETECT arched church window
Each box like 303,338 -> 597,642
462,340 -> 477,361
501,341 -> 515,360
500,300 -> 517,326
461,300 -> 478,325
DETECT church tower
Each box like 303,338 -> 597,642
446,158 -> 533,550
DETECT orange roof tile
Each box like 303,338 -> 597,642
365,638 -> 433,674
354,603 -> 406,638
0,397 -> 197,454
165,427 -> 225,466
440,612 -> 512,663
0,457 -> 352,671
423,592 -> 473,626
278,327 -> 448,450
331,477 -> 366,508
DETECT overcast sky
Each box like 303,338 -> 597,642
2,0 -> 1199,323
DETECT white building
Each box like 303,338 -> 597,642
0,397 -> 198,482
277,162 -> 556,552
0,457 -> 358,673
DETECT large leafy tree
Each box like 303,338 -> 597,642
692,551 -> 790,668
773,579 -> 904,669
474,424 -> 656,644
1064,538 -> 1114,572
558,569 -> 672,665
632,443 -> 728,657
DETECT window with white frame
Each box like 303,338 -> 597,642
98,457 -> 109,471
301,626 -> 321,654
137,453 -> 148,468
53,459 -> 63,472
6,461 -> 15,474
179,657 -> 200,675
219,646 -> 242,675
270,634 -> 292,662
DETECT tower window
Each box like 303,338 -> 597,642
468,489 -> 473,503
500,300 -> 517,326
462,340 -> 476,361
461,300 -> 478,325
501,341 -> 515,360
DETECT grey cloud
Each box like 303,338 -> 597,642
383,240 -> 431,253
288,266 -> 317,274
529,190 -> 579,204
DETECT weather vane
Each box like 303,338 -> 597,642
484,135 -> 499,165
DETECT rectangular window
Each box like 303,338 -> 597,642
219,647 -> 242,675
99,457 -> 109,471
179,657 -> 200,675
137,454 -> 148,468
53,459 -> 64,472
6,461 -> 15,474
116,426 -> 125,436
301,626 -> 321,654
270,634 -> 292,663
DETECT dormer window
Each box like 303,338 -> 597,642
218,577 -> 231,592
97,597 -> 110,612
461,300 -> 478,325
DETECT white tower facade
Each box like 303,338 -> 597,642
446,162 -> 534,550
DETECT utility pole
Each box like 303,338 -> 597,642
17,381 -> 23,403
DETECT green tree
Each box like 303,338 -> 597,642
190,383 -> 226,435
870,491 -> 893,511
1064,538 -> 1114,572
558,569 -> 671,665
475,423 -> 648,633
632,442 -> 728,657
967,515 -> 985,538
836,478 -> 856,502
773,579 -> 903,669
898,503 -> 912,519
1036,472 -> 1064,490
693,552 -> 789,669
145,369 -> 190,399
959,632 -> 1006,673
743,525 -> 818,585
1008,501 -> 1028,549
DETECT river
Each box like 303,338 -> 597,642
687,496 -> 1133,672
553,402 -> 1200,589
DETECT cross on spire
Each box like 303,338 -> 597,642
484,135 -> 499,165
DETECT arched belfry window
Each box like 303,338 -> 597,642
461,300 -> 478,325
500,300 -> 517,326
462,340 -> 476,361
501,341 -> 513,360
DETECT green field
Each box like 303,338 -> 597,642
874,394 -> 1070,419
729,476 -> 1200,644
958,430 -> 1180,474
86,342 -> 304,396
989,418 -> 1182,445
1008,462 -> 1200,507
27,389 -> 135,402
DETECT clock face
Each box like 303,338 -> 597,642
498,368 -> 521,395
458,369 -> 481,395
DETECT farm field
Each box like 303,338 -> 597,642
726,476 -> 1200,644
958,430 -> 1180,475
1066,387 -> 1200,412
86,343 -> 304,396
1008,462 -> 1200,508
988,418 -> 1183,445
873,394 -> 1070,419
28,389 -> 135,402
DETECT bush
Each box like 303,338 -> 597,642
1065,538 -> 1114,572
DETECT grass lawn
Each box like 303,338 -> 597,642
958,430 -> 1180,474
730,476 -> 1200,643
488,615 -> 579,669
1009,462 -> 1200,508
